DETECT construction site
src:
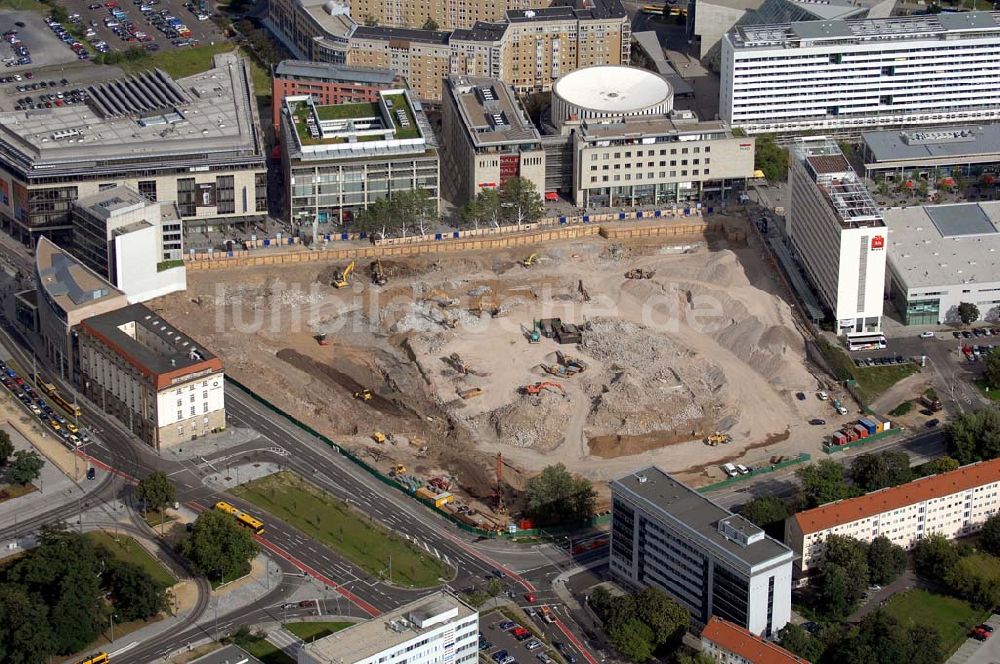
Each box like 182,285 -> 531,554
153,215 -> 857,529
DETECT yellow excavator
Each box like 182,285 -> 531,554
521,253 -> 538,268
332,260 -> 356,289
370,258 -> 387,286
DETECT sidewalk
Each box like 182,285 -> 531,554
846,571 -> 917,622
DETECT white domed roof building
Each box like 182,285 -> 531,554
551,65 -> 673,129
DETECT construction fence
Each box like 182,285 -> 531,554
225,376 -> 606,539
186,210 -> 737,271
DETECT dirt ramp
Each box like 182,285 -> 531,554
276,348 -> 403,415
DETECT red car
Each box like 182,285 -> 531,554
971,627 -> 991,641
512,626 -> 531,641
524,593 -> 536,603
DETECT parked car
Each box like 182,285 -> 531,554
926,418 -> 940,428
809,418 -> 826,426
920,331 -> 935,338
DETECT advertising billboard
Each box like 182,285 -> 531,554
196,182 -> 217,208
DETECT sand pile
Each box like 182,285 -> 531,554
486,391 -> 574,449
586,373 -> 709,436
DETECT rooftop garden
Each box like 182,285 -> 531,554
384,93 -> 420,140
315,101 -> 380,121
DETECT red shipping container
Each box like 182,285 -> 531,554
854,424 -> 868,439
832,432 -> 848,446
847,429 -> 860,442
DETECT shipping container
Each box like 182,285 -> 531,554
847,428 -> 860,443
853,424 -> 869,439
858,418 -> 877,435
883,420 -> 891,431
832,432 -> 848,446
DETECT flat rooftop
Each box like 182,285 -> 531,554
612,467 -> 792,571
188,645 -> 263,664
793,139 -> 884,229
297,0 -> 355,39
578,115 -> 730,141
274,60 -> 396,85
75,184 -> 154,219
78,302 -> 222,386
300,592 -> 475,661
886,202 -> 1000,290
447,76 -> 540,148
731,10 -> 1000,48
863,125 -> 1000,165
0,52 -> 263,174
35,236 -> 124,314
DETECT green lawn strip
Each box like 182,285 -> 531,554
0,482 -> 38,502
85,531 -> 176,587
142,509 -> 175,528
122,43 -> 237,79
0,0 -> 45,10
283,621 -> 352,642
238,638 -> 296,664
975,378 -> 1000,401
315,102 -> 379,121
232,471 -> 451,588
883,588 -> 989,657
816,338 -> 918,405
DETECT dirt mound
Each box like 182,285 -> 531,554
486,391 -> 574,450
276,348 -> 403,415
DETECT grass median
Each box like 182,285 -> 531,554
86,531 -> 176,587
817,337 -> 919,405
232,471 -> 453,588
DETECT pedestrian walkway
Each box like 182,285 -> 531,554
846,571 -> 916,622
265,626 -> 302,658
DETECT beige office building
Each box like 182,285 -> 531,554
441,76 -> 545,204
786,458 -> 1000,575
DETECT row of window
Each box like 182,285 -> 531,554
589,169 -> 709,183
590,146 -> 711,160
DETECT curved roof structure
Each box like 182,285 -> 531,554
552,65 -> 672,114
35,236 -> 124,315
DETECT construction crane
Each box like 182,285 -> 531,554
370,258 -> 388,286
332,260 -> 356,289
519,381 -> 566,396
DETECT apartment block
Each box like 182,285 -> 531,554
611,467 -> 794,637
721,12 -> 1000,136
786,458 -> 1000,575
786,138 -> 886,335
266,0 -> 630,102
701,616 -> 809,664
298,592 -> 478,664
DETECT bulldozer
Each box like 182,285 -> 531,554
704,431 -> 732,446
444,352 -> 488,376
556,350 -> 588,373
425,288 -> 459,308
521,253 -> 538,268
519,381 -> 567,397
370,258 -> 388,286
541,364 -> 574,378
372,431 -> 387,444
625,268 -> 656,280
332,260 -> 356,289
390,464 -> 407,476
353,388 -> 373,401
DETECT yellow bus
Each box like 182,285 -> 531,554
642,3 -> 686,15
50,390 -> 82,418
33,372 -> 56,396
214,501 -> 265,535
76,653 -> 109,664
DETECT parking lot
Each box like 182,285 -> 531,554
0,10 -> 78,71
481,609 -> 581,664
55,0 -> 224,58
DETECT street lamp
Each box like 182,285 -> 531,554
109,613 -> 118,643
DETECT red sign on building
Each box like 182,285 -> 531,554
499,155 -> 520,186
871,235 -> 885,250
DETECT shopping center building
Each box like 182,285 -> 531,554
0,53 -> 267,247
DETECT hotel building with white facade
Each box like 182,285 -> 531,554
786,458 -> 1000,575
611,467 -> 793,637
720,11 -> 1000,136
297,592 -> 478,664
786,138 -> 886,335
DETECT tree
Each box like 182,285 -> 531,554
815,563 -> 852,618
754,134 -> 789,182
6,450 -> 44,486
178,509 -> 259,582
392,189 -> 437,236
919,456 -> 960,476
633,586 -> 688,648
797,459 -> 856,508
849,452 -> 912,492
946,408 -> 1000,464
912,534 -> 959,580
0,585 -> 56,664
499,177 -> 545,227
867,536 -> 907,585
980,514 -> 1000,556
523,463 -> 596,526
738,495 -> 790,539
825,610 -> 943,664
958,302 -> 981,326
107,561 -> 168,621
0,430 -> 13,465
421,16 -> 439,29
776,623 -> 824,662
608,619 -> 655,663
674,653 -> 716,664
50,564 -> 104,654
948,555 -> 1000,608
986,349 -> 1000,389
135,471 -> 176,514
824,535 -> 869,603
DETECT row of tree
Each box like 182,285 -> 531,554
589,586 -> 689,663
811,534 -> 907,619
353,189 -> 437,239
913,530 -> 1000,609
0,525 -> 168,663
459,178 -> 546,231
778,609 -> 944,664
946,408 -> 1000,465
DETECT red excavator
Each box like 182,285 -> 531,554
519,381 -> 566,396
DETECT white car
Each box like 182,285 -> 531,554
526,640 -> 542,651
919,331 -> 935,339
736,464 -> 751,475
817,390 -> 829,400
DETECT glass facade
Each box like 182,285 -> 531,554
176,178 -> 196,217
216,175 -> 236,215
